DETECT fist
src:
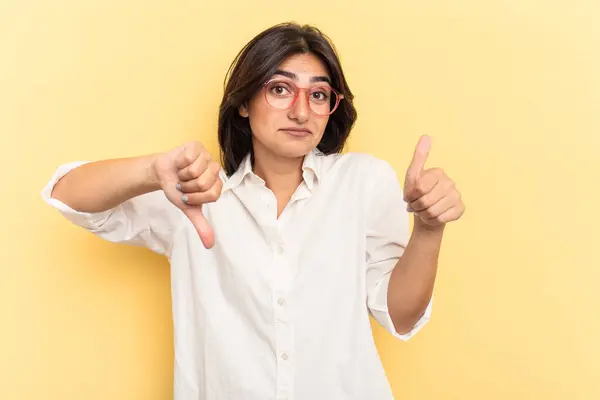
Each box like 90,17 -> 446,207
154,141 -> 222,248
403,135 -> 465,229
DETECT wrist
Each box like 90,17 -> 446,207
413,215 -> 445,237
409,217 -> 445,254
142,153 -> 162,192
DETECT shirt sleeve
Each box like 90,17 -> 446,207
365,159 -> 433,341
41,161 -> 181,257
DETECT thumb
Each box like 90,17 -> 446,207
183,207 -> 215,249
405,135 -> 431,189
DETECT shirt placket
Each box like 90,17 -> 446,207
258,183 -> 310,400
271,228 -> 294,400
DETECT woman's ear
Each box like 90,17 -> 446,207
239,102 -> 249,118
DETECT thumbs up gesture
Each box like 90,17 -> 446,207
403,135 -> 465,229
154,141 -> 223,248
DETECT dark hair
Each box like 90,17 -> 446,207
217,22 -> 358,176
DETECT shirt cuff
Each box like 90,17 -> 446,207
41,161 -> 115,230
369,273 -> 433,341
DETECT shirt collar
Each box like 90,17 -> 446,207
301,147 -> 321,191
222,148 -> 323,193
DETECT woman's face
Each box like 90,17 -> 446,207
240,52 -> 332,160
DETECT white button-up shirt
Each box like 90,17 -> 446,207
41,148 -> 432,400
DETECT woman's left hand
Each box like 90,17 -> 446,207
402,135 -> 465,230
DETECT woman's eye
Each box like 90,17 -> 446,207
311,91 -> 329,101
271,85 -> 291,95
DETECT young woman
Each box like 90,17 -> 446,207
42,22 -> 464,400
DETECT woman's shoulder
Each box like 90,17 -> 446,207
319,151 -> 397,179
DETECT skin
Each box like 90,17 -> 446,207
52,52 -> 465,332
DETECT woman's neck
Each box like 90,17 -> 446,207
253,149 -> 303,193
252,144 -> 305,216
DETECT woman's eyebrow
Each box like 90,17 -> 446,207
273,69 -> 332,84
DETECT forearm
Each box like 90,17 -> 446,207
387,218 -> 444,333
51,154 -> 161,213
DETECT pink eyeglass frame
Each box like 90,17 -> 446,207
262,78 -> 345,116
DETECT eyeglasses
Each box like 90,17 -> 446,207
262,79 -> 344,116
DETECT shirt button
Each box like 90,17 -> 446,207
275,245 -> 284,254
277,297 -> 286,306
280,352 -> 289,361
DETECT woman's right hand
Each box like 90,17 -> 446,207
153,141 -> 223,249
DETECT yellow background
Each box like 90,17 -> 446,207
1,1 -> 599,399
